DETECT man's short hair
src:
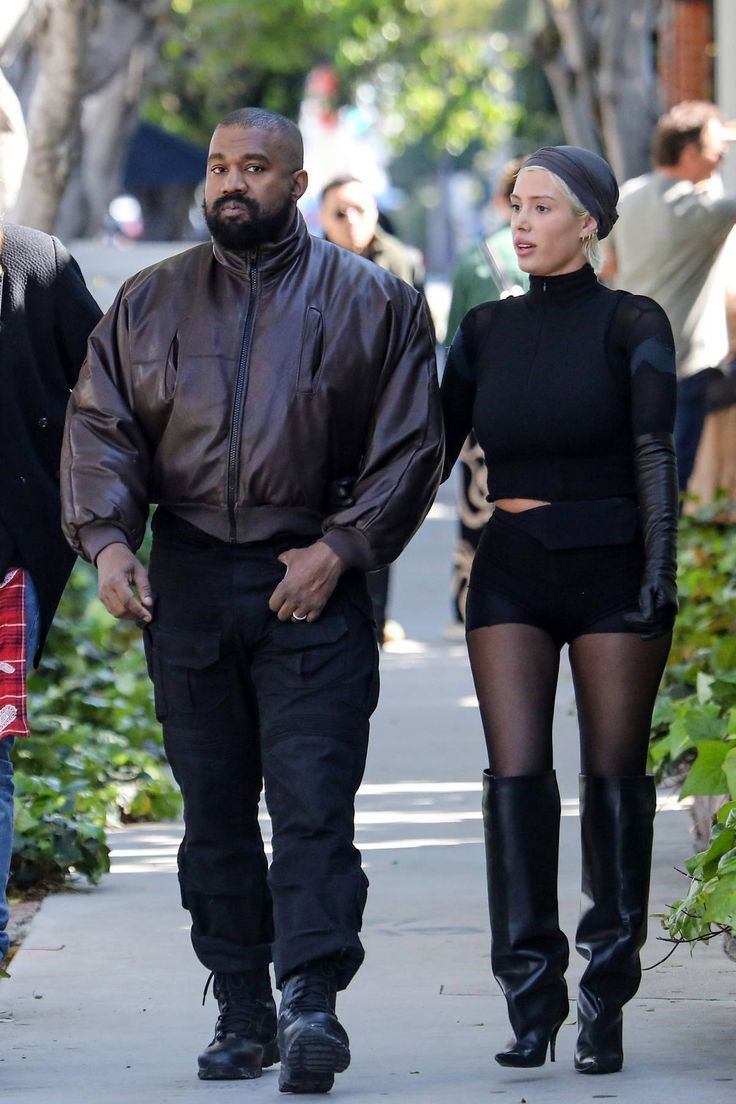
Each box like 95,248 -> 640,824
217,107 -> 304,169
652,101 -> 722,167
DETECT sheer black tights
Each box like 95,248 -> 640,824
466,624 -> 671,778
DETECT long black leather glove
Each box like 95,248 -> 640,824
624,432 -> 679,640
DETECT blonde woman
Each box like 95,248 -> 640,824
441,146 -> 678,1075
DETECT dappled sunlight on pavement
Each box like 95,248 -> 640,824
4,507 -> 732,1104
107,781 -> 693,874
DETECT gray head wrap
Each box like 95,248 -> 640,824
521,145 -> 619,240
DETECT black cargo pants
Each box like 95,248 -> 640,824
142,510 -> 379,990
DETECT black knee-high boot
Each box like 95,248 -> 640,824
575,774 -> 656,1075
482,770 -> 570,1067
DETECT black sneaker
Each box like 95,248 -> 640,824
278,959 -> 350,1094
198,969 -> 279,1080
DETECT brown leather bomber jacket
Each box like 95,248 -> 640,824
61,213 -> 444,570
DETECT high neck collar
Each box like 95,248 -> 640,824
528,263 -> 598,305
212,210 -> 307,279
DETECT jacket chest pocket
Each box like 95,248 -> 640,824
295,307 -> 325,394
145,627 -> 230,720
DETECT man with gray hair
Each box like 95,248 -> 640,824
62,107 -> 442,1094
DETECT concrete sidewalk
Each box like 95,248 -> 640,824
2,508 -> 735,1103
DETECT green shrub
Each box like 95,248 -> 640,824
10,556 -> 181,892
650,509 -> 736,945
667,802 -> 736,941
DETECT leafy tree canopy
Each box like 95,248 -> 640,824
143,0 -> 521,157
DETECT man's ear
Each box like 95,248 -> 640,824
292,169 -> 308,202
677,141 -> 698,175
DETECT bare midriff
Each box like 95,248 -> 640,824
494,498 -> 551,512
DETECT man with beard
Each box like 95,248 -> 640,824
61,108 -> 443,1094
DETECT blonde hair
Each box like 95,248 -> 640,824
517,165 -> 603,271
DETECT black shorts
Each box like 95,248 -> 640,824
465,503 -> 645,647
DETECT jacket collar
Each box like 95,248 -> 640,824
212,210 -> 309,279
527,263 -> 599,305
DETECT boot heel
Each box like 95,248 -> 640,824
262,1040 -> 280,1068
549,1019 -> 563,1063
494,1010 -> 567,1068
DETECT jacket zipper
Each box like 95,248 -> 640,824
227,251 -> 259,541
525,282 -> 547,391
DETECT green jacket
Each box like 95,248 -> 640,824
446,225 -> 527,342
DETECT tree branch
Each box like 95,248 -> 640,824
13,0 -> 98,230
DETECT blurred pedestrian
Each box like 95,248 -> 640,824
603,100 -> 736,491
442,146 -> 677,1075
0,221 -> 100,971
62,109 -> 442,1093
319,174 -> 429,298
319,175 -> 434,644
445,157 -> 528,630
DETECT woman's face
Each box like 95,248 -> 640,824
510,168 -> 596,277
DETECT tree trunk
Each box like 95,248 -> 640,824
536,0 -> 601,152
537,53 -> 600,151
56,43 -> 152,239
598,0 -> 661,180
14,0 -> 97,232
56,0 -> 169,239
532,0 -> 661,183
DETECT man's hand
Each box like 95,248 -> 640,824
96,542 -> 153,622
269,541 -> 343,622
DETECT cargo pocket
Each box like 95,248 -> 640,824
151,627 -> 229,718
268,613 -> 348,688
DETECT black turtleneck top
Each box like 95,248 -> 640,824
441,264 -> 676,502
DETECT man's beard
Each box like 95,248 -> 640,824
203,193 -> 293,250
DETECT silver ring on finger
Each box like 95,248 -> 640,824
291,612 -> 308,622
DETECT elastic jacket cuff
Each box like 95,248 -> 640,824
321,526 -> 374,571
83,526 -> 132,565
